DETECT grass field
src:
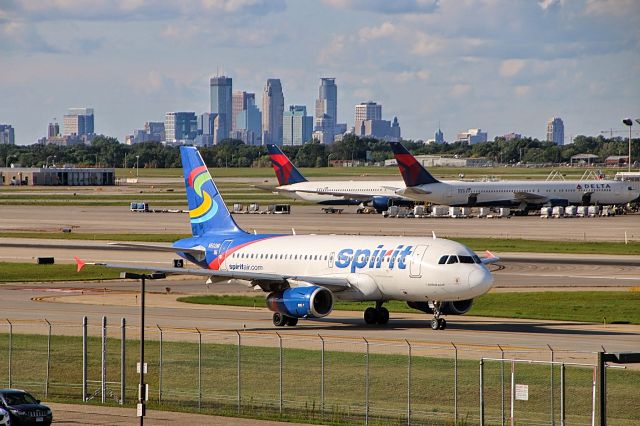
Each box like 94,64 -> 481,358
178,291 -> 640,325
0,262 -> 120,282
1,332 -> 638,425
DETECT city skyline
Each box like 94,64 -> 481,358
1,1 -> 639,145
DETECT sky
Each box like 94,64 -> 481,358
1,0 -> 639,145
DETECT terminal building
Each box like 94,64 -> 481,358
0,167 -> 115,186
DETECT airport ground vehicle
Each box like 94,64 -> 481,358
0,389 -> 52,426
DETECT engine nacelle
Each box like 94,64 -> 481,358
371,196 -> 392,213
407,299 -> 474,315
266,286 -> 334,318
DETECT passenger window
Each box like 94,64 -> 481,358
438,256 -> 448,264
459,255 -> 474,264
447,256 -> 458,264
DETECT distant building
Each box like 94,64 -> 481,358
164,112 -> 197,144
48,122 -> 60,138
546,117 -> 564,145
233,92 -> 262,145
0,124 -> 15,145
126,121 -> 165,145
63,108 -> 94,136
455,128 -> 487,145
435,126 -> 445,144
283,105 -> 313,146
262,79 -> 284,145
315,78 -> 337,143
354,102 -> 400,141
503,132 -> 521,141
355,101 -> 382,122
0,166 -> 114,186
210,76 -> 232,141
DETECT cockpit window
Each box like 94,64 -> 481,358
472,255 -> 481,264
438,255 -> 448,264
446,256 -> 459,264
459,255 -> 474,264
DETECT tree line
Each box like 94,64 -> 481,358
0,134 -> 637,169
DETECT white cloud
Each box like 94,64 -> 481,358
324,0 -> 439,14
411,32 -> 444,56
451,84 -> 471,97
514,85 -> 531,97
358,22 -> 396,41
499,59 -> 526,77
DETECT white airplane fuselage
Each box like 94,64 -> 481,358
275,180 -> 406,204
206,234 -> 493,302
402,179 -> 640,207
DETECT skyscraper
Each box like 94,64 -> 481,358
435,125 -> 444,144
546,117 -> 564,145
315,78 -> 337,143
63,108 -> 94,136
262,79 -> 284,146
210,76 -> 232,141
355,101 -> 382,123
0,124 -> 15,145
234,94 -> 262,145
164,112 -> 197,144
48,122 -> 60,138
354,102 -> 401,141
232,91 -> 254,131
283,105 -> 313,146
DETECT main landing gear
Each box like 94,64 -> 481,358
430,301 -> 447,330
364,301 -> 389,325
272,312 -> 299,327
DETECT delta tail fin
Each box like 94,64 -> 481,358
180,146 -> 244,237
389,142 -> 440,186
267,144 -> 308,185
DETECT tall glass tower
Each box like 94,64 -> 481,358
315,78 -> 337,143
262,79 -> 284,145
210,76 -> 233,141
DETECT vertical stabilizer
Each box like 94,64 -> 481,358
267,144 -> 308,185
180,146 -> 244,236
389,142 -> 440,186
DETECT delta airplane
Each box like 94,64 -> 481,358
390,142 -> 640,210
263,144 -> 413,212
77,146 -> 496,331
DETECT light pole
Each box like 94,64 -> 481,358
94,154 -> 99,168
623,119 -> 633,172
5,154 -> 16,168
135,155 -> 140,178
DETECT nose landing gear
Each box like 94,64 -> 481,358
430,301 -> 447,330
364,301 -> 390,325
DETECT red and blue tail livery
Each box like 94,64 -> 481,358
389,142 -> 440,186
267,144 -> 307,185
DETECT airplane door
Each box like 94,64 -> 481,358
328,252 -> 334,268
409,245 -> 429,278
218,239 -> 233,271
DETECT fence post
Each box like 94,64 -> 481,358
452,342 -> 457,424
101,316 -> 107,404
318,334 -> 325,417
196,328 -> 202,410
479,359 -> 484,426
510,361 -> 515,426
6,319 -> 12,388
560,363 -> 565,426
548,344 -> 555,426
363,337 -> 369,426
157,325 -> 163,403
275,332 -> 283,414
82,316 -> 87,402
498,344 -> 505,426
121,318 -> 126,405
236,330 -> 241,414
45,319 -> 51,398
406,340 -> 412,426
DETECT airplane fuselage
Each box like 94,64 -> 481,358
275,180 -> 406,204
175,234 -> 493,302
404,179 -> 640,207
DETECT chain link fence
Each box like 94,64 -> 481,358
0,317 -> 638,425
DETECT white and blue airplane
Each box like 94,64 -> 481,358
77,146 -> 496,330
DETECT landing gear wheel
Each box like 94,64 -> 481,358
273,312 -> 288,327
376,307 -> 390,325
286,316 -> 299,326
430,318 -> 440,330
438,318 -> 447,330
364,307 -> 377,324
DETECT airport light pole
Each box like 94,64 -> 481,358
136,155 -> 140,178
121,271 -> 165,425
622,119 -> 633,172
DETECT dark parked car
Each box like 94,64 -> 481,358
0,389 -> 52,426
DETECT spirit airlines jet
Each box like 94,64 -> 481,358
390,142 -> 640,210
77,146 -> 496,331
264,144 -> 412,212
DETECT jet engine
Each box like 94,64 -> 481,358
266,286 -> 334,318
407,299 -> 474,315
371,196 -> 392,213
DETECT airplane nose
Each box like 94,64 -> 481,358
468,267 -> 493,290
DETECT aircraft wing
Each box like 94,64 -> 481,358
74,257 -> 350,292
513,191 -> 548,203
394,187 -> 432,196
480,250 -> 500,265
291,187 -> 410,202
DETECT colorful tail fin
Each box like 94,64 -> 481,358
180,146 -> 244,236
389,142 -> 440,186
267,144 -> 307,185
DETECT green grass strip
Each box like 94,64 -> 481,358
0,262 -> 120,282
178,291 -> 640,325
